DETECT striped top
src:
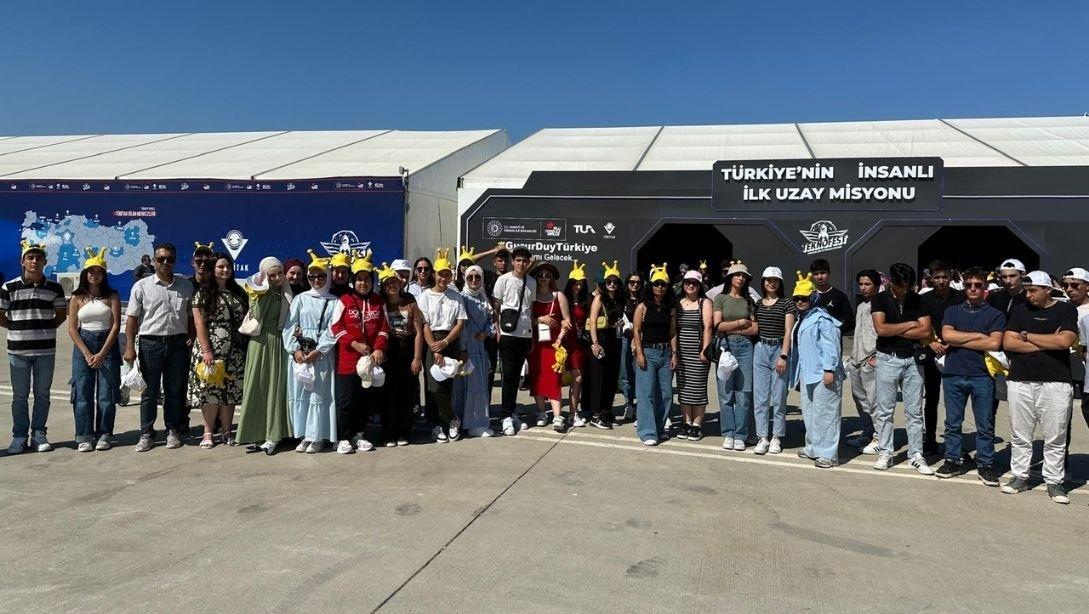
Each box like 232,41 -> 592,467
754,296 -> 797,342
0,276 -> 67,356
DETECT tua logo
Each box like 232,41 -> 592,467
573,224 -> 596,234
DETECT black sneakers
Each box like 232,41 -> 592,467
1001,476 -> 1029,494
976,465 -> 1000,487
935,460 -> 964,479
687,424 -> 703,442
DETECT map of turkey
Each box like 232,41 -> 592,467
21,211 -> 155,275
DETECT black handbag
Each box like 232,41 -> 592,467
294,298 -> 331,354
499,277 -> 527,333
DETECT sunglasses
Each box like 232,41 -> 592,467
466,274 -> 481,280
683,280 -> 699,286
964,282 -> 985,289
793,297 -> 810,303
628,280 -> 642,286
537,272 -> 553,278
416,267 -> 431,272
156,257 -> 176,264
652,281 -> 667,288
606,279 -> 620,285
194,258 -> 214,267
1062,281 -> 1084,289
307,274 -> 327,281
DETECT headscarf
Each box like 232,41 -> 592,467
258,256 -> 294,300
284,257 -> 310,295
303,258 -> 335,300
460,265 -> 490,305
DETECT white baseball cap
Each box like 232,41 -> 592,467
999,258 -> 1026,274
1062,267 -> 1089,283
761,266 -> 783,280
391,259 -> 411,273
683,270 -> 703,282
1023,270 -> 1052,287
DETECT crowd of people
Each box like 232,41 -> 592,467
3,238 -> 1088,505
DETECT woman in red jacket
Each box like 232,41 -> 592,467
329,254 -> 389,454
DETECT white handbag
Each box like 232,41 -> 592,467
238,310 -> 261,337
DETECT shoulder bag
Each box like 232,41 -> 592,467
500,276 -> 527,333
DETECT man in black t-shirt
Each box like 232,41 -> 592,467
870,263 -> 934,475
809,258 -> 855,335
1000,270 -> 1078,504
919,260 -> 964,454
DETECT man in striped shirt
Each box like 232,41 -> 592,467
0,241 -> 67,454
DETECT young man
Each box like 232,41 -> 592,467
919,260 -> 964,454
810,258 -> 855,335
123,243 -> 195,452
1001,271 -> 1079,504
935,268 -> 1005,484
987,258 -> 1027,315
492,246 -> 536,435
133,254 -> 154,282
870,263 -> 934,474
846,269 -> 880,452
1062,267 -> 1089,434
0,240 -> 67,453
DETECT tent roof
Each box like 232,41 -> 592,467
0,129 -> 505,180
460,116 -> 1089,190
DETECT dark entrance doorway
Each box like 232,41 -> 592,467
917,226 -> 1039,275
636,223 -> 733,281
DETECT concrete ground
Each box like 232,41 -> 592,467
2,334 -> 1089,613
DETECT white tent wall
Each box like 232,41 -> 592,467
406,129 -> 510,257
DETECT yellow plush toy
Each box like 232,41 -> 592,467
792,271 -> 816,298
83,247 -> 109,271
434,248 -> 453,274
376,262 -> 398,284
351,249 -> 374,275
569,259 -> 587,281
20,238 -> 46,257
306,248 -> 330,271
649,262 -> 669,284
552,345 -> 568,374
329,250 -> 352,270
602,260 -> 622,280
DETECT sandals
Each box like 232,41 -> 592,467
199,433 -> 215,449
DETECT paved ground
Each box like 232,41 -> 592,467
2,334 -> 1089,613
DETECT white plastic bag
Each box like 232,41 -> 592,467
294,361 -> 316,392
371,366 -> 386,387
716,351 -> 738,382
120,360 -> 146,392
459,358 -> 475,377
986,350 -> 1010,370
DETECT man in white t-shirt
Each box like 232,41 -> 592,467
491,247 -> 537,435
1062,267 -> 1089,456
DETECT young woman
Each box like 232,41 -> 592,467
674,270 -> 713,441
713,261 -> 759,451
68,250 -> 122,452
563,262 -> 591,427
455,265 -> 497,437
236,257 -> 293,455
587,262 -> 625,429
633,264 -> 677,446
282,252 -> 338,453
528,262 -> 572,432
788,273 -> 844,468
408,257 -> 435,298
379,264 -> 423,446
284,257 -> 310,296
190,252 -> 248,448
418,250 -> 467,442
751,267 -> 797,455
619,271 -> 644,423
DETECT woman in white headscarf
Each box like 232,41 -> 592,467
282,251 -> 338,453
237,256 -> 293,454
453,265 -> 497,436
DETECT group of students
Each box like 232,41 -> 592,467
2,239 -> 1087,504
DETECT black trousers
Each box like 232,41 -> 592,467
424,331 -> 460,428
485,336 -> 499,393
335,372 -> 381,442
923,358 -> 941,444
381,338 -> 416,443
498,336 -> 532,416
586,335 -> 621,421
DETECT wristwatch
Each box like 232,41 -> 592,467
779,353 -> 788,360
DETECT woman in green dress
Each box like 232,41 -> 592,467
237,256 -> 293,455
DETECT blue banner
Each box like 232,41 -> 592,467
1,178 -> 405,297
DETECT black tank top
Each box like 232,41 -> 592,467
641,301 -> 672,345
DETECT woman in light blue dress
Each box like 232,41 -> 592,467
282,251 -> 338,453
454,265 -> 496,437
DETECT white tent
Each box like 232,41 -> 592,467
0,128 -> 510,258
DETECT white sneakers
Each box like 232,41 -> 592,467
572,415 -> 587,428
910,453 -> 935,475
536,414 -> 548,427
861,436 -> 881,455
295,440 -> 310,453
95,436 -> 112,451
721,437 -> 734,450
448,418 -> 461,441
77,441 -> 94,453
337,440 -> 354,454
502,417 -> 516,436
432,426 -> 448,443
306,440 -> 324,454
502,416 -> 529,436
642,438 -> 658,446
768,437 -> 782,455
355,436 -> 375,452
732,439 -> 746,452
754,438 -> 770,455
873,453 -> 893,470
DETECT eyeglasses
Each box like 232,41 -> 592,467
307,274 -> 327,281
964,282 -> 985,289
156,256 -> 176,264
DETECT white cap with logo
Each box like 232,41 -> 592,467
999,258 -> 1026,273
1022,270 -> 1052,287
1062,267 -> 1089,283
391,259 -> 411,273
761,266 -> 783,280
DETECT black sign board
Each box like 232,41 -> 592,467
712,157 -> 943,211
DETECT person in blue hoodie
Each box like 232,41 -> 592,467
788,272 -> 845,468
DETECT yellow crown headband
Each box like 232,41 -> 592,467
193,241 -> 214,254
458,245 -> 476,263
649,262 -> 669,284
351,249 -> 374,274
792,270 -> 817,298
699,260 -> 708,270
377,261 -> 399,283
601,260 -> 622,280
434,248 -> 453,274
20,238 -> 46,257
569,259 -> 587,281
83,247 -> 108,271
306,248 -> 331,271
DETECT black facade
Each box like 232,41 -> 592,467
462,160 -> 1089,291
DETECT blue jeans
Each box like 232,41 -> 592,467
620,336 -> 637,408
717,335 -> 754,439
752,340 -> 787,438
138,337 -> 190,435
801,379 -> 843,461
942,375 -> 996,466
635,346 -> 672,441
873,352 -> 924,457
71,330 -> 121,442
9,353 -> 56,439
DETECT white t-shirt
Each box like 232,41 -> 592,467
492,272 -> 537,338
1079,311 -> 1089,393
417,288 -> 466,332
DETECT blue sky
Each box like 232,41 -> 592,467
1,1 -> 1085,141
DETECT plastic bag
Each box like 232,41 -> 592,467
716,351 -> 739,382
196,360 -> 227,387
294,361 -> 316,392
371,366 -> 386,388
120,361 -> 146,392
